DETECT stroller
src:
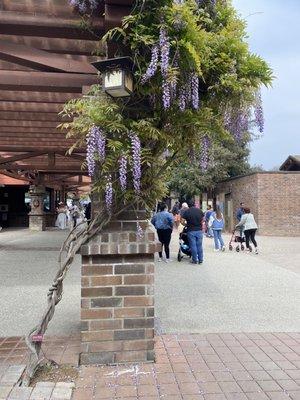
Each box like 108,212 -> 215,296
177,227 -> 192,261
229,229 -> 245,252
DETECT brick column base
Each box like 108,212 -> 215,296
80,216 -> 158,365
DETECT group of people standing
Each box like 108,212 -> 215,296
151,200 -> 259,263
55,201 -> 91,230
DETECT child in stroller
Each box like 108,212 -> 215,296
229,229 -> 245,252
177,227 -> 192,261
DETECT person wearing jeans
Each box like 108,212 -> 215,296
235,207 -> 258,254
151,202 -> 174,262
209,206 -> 225,251
181,202 -> 204,264
187,230 -> 204,264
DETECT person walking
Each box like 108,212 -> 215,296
205,205 -> 214,238
172,201 -> 180,228
151,203 -> 174,263
209,206 -> 225,252
181,201 -> 204,264
235,207 -> 258,254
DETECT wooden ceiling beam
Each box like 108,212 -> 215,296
0,40 -> 97,73
0,70 -> 99,92
0,91 -> 80,103
0,101 -> 63,113
0,111 -> 69,122
0,11 -> 104,40
0,126 -> 65,134
0,120 -> 60,128
0,146 -> 85,153
0,163 -> 84,172
0,35 -> 103,56
0,151 -> 47,165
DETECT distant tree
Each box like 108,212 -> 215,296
168,137 -> 258,198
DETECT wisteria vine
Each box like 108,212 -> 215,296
86,126 -> 106,177
130,132 -> 142,194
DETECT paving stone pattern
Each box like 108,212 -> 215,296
0,336 -> 80,367
0,381 -> 75,400
73,332 -> 300,400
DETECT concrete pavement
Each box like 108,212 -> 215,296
0,228 -> 299,336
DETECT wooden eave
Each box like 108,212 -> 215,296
0,0 -> 133,190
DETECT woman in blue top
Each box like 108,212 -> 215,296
151,203 -> 174,262
209,206 -> 225,252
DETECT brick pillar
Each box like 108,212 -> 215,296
29,185 -> 46,231
80,212 -> 157,365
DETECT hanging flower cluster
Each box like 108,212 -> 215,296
130,133 -> 142,194
141,46 -> 159,84
254,91 -> 264,133
224,106 -> 250,142
69,0 -> 100,13
119,155 -> 127,191
141,27 -> 200,112
105,175 -> 113,212
86,126 -> 106,177
200,136 -> 210,171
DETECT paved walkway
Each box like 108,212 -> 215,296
156,233 -> 300,333
0,229 -> 299,336
0,332 -> 300,399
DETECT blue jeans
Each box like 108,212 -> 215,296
213,229 -> 224,250
206,226 -> 213,237
187,230 -> 203,263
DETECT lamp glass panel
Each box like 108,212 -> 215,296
104,71 -> 123,88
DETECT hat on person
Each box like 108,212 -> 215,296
182,202 -> 188,208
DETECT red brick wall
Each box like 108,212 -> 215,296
215,173 -> 259,230
257,173 -> 300,236
215,172 -> 300,236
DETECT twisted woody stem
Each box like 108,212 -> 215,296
22,212 -> 111,386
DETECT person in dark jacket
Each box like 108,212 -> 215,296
181,201 -> 204,264
151,203 -> 174,263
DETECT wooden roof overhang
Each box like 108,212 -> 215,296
0,0 -> 133,192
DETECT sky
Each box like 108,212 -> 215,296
232,0 -> 300,170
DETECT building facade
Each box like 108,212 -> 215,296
214,171 -> 300,236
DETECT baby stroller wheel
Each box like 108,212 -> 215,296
229,244 -> 233,251
177,251 -> 183,262
241,245 -> 245,251
236,246 -> 240,252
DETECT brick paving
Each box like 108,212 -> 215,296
0,335 -> 80,368
72,332 -> 300,400
0,333 -> 299,398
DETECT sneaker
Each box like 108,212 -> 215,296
158,257 -> 163,262
190,260 -> 198,264
165,258 -> 171,263
198,261 -> 203,264
255,248 -> 258,254
221,246 -> 225,252
214,249 -> 220,252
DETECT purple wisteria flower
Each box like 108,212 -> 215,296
119,155 -> 127,191
254,92 -> 264,133
162,80 -> 171,109
141,45 -> 159,84
159,28 -> 170,78
105,175 -> 113,212
136,222 -> 144,239
129,132 -> 142,194
179,86 -> 187,112
191,73 -> 200,109
200,136 -> 210,172
86,126 -> 106,176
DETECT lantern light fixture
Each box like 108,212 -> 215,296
92,57 -> 134,98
